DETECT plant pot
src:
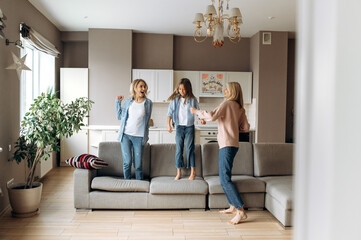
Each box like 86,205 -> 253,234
7,182 -> 42,218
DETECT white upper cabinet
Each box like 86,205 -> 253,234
132,69 -> 156,101
225,72 -> 253,104
173,71 -> 200,101
132,69 -> 173,103
156,70 -> 174,103
159,130 -> 176,144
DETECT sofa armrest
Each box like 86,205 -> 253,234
73,168 -> 97,209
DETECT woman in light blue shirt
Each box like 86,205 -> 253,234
167,78 -> 205,180
115,79 -> 152,180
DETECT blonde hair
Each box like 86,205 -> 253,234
130,79 -> 148,99
167,78 -> 196,104
226,82 -> 244,108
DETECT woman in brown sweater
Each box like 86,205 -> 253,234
190,82 -> 250,224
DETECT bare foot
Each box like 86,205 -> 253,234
219,206 -> 236,214
174,169 -> 181,180
187,167 -> 196,181
187,173 -> 196,181
228,209 -> 247,225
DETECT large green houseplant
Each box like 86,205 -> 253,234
8,91 -> 93,217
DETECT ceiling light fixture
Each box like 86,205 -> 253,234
193,0 -> 243,48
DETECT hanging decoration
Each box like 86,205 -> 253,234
0,8 -> 7,39
6,52 -> 31,80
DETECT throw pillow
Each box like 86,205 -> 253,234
65,154 -> 108,169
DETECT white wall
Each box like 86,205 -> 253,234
294,0 -> 361,239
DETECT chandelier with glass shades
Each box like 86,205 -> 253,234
193,0 -> 243,48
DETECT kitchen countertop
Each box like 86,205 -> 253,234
85,125 -> 255,131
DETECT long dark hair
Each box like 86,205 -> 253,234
167,78 -> 196,104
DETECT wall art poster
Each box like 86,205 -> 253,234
200,72 -> 225,96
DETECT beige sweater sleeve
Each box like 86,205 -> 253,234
239,108 -> 250,133
195,103 -> 225,122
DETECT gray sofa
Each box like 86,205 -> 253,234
253,143 -> 294,227
73,142 -> 294,227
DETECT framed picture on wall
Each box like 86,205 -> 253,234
199,72 -> 225,97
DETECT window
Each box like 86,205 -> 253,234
20,41 -> 55,122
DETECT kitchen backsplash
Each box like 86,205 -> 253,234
151,97 -> 256,129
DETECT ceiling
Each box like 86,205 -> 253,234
28,0 -> 296,37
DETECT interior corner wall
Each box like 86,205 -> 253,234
132,33 -> 173,69
0,0 -> 62,215
286,39 -> 295,143
88,29 -> 132,125
173,36 -> 250,71
250,32 -> 260,142
257,31 -> 288,142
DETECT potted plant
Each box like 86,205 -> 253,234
8,91 -> 93,217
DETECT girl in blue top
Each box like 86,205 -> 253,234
167,78 -> 205,181
115,79 -> 152,180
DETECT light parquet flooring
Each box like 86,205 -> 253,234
0,167 -> 293,240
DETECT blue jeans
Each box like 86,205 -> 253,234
120,134 -> 144,180
219,147 -> 244,209
175,125 -> 195,168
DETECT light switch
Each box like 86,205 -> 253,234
8,144 -> 11,152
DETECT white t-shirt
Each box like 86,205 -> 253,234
124,101 -> 145,137
178,98 -> 188,126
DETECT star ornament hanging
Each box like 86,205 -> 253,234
6,52 -> 31,79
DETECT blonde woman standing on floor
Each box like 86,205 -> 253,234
115,79 -> 152,180
190,82 -> 250,225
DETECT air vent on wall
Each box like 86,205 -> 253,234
263,32 -> 272,45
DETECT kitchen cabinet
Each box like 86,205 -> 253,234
148,131 -> 160,144
87,127 -> 205,156
88,128 -> 119,156
132,69 -> 173,103
88,129 -> 102,156
60,68 -> 89,166
103,130 -> 119,141
159,130 -> 176,144
226,72 -> 252,104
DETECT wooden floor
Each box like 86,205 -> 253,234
0,167 -> 293,240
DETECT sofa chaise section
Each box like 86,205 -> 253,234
253,143 -> 294,227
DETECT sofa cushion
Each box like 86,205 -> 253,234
259,176 -> 293,210
253,143 -> 293,177
204,175 -> 265,194
91,176 -> 149,192
150,144 -> 202,178
97,142 -> 151,179
202,142 -> 253,177
150,176 -> 208,195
